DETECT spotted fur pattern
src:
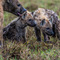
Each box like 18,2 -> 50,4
33,8 -> 59,42
56,20 -> 60,40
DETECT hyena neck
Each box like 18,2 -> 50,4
2,1 -> 9,11
2,0 -> 5,6
15,17 -> 27,29
2,0 -> 13,12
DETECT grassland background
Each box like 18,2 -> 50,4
0,0 -> 60,60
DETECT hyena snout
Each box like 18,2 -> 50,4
4,0 -> 27,16
45,28 -> 54,36
27,19 -> 37,27
16,6 -> 26,16
20,7 -> 26,14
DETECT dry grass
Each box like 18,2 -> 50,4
1,27 -> 60,60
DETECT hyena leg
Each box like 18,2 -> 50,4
43,32 -> 50,42
34,27 -> 41,41
22,29 -> 26,43
0,4 -> 3,48
57,29 -> 60,40
22,35 -> 26,43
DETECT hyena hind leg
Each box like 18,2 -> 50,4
56,21 -> 60,40
34,27 -> 41,42
57,30 -> 60,40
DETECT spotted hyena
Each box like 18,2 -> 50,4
33,8 -> 59,42
3,11 -> 36,43
0,0 -> 26,47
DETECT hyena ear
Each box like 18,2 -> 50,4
22,13 -> 27,19
40,19 -> 45,26
49,16 -> 53,23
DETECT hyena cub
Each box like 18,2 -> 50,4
3,11 -> 36,43
33,8 -> 59,42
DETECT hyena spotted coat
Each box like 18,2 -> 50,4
33,8 -> 59,42
55,20 -> 60,40
0,0 -> 26,47
3,11 -> 36,43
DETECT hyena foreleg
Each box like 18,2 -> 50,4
22,29 -> 26,43
43,32 -> 50,42
34,27 -> 41,42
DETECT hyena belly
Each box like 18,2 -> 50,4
3,17 -> 26,42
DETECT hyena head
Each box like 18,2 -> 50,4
21,11 -> 37,27
33,8 -> 54,36
3,0 -> 26,16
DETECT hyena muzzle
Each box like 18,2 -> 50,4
3,0 -> 27,16
33,8 -> 59,42
3,11 -> 36,43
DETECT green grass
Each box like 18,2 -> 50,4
0,0 -> 60,60
0,55 -> 3,60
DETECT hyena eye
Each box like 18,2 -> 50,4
17,4 -> 21,7
46,27 -> 50,30
29,19 -> 32,21
34,15 -> 38,17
